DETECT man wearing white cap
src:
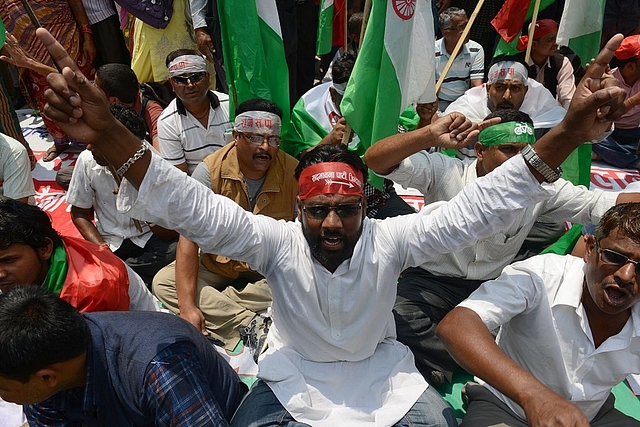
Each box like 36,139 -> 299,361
157,49 -> 230,174
153,98 -> 299,359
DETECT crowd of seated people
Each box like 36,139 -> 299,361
2,2 -> 640,426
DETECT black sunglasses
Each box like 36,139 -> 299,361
303,203 -> 362,220
596,243 -> 640,274
172,72 -> 206,85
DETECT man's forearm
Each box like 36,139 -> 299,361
364,125 -> 435,175
175,237 -> 201,310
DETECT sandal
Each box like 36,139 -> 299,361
43,144 -> 70,162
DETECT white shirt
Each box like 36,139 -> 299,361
0,133 -> 35,200
66,150 -> 153,251
460,254 -> 640,421
118,153 -> 550,426
435,38 -> 484,102
379,151 -> 618,280
157,91 -> 231,174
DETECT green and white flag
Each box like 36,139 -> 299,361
317,0 -> 335,55
217,0 -> 290,127
557,0 -> 605,67
341,0 -> 435,188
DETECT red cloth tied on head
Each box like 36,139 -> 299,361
615,35 -> 640,60
298,162 -> 364,200
517,19 -> 558,51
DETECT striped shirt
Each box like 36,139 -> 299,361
80,0 -> 116,25
435,38 -> 484,103
158,91 -> 231,174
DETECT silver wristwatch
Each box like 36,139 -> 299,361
521,145 -> 562,183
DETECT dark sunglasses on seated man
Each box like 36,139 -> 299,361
172,72 -> 206,85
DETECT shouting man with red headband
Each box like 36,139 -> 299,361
25,28 -> 628,427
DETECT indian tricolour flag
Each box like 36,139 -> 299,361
557,0 -> 605,67
317,0 -> 346,55
341,0 -> 434,188
217,0 -> 290,127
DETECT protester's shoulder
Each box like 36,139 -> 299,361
0,132 -> 26,153
159,98 -> 180,119
466,39 -> 483,53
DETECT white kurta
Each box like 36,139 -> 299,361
118,153 -> 551,426
460,254 -> 640,421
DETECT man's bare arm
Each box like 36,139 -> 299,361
175,236 -> 208,335
436,307 -> 590,427
70,206 -> 110,249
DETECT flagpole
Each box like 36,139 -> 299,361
343,0 -> 349,51
524,0 -> 542,64
19,0 -> 62,72
341,0 -> 372,146
435,0 -> 485,94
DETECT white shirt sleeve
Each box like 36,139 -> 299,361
125,264 -> 162,311
189,0 -> 208,29
66,152 -> 95,209
157,109 -> 186,165
1,136 -> 35,200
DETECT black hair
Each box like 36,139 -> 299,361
0,286 -> 88,383
295,144 -> 368,181
0,198 -> 61,251
484,109 -> 534,124
235,98 -> 283,119
348,12 -> 363,36
96,63 -> 140,104
109,104 -> 147,140
165,49 -> 203,68
333,53 -> 357,85
595,203 -> 640,245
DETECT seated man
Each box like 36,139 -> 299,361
0,132 -> 35,203
0,285 -> 247,426
283,53 -> 416,219
67,104 -> 178,285
444,57 -> 566,155
153,98 -> 298,356
38,27 -> 628,427
520,19 -> 575,109
437,203 -> 640,426
95,63 -> 166,150
592,35 -> 640,170
0,197 -> 159,312
158,49 -> 230,174
435,7 -> 484,112
365,109 -> 639,385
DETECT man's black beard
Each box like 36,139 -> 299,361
303,226 -> 362,271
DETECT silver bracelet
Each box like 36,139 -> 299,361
116,144 -> 149,177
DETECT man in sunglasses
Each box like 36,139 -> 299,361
153,98 -> 298,359
365,108 -> 640,387
36,28 -> 628,427
438,203 -> 640,426
158,49 -> 230,175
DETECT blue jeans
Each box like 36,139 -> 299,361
230,379 -> 458,427
592,126 -> 640,169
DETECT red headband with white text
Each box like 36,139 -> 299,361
298,162 -> 364,200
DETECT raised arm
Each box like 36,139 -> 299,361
364,111 -> 496,175
436,307 -> 590,427
39,27 -> 626,190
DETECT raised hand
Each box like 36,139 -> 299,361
428,112 -> 500,150
562,34 -> 626,142
37,28 -> 116,143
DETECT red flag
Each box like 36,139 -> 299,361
331,0 -> 346,49
491,0 -> 531,43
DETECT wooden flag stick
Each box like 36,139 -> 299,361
524,0 -> 542,64
341,0 -> 372,146
343,0 -> 349,51
435,0 -> 486,94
